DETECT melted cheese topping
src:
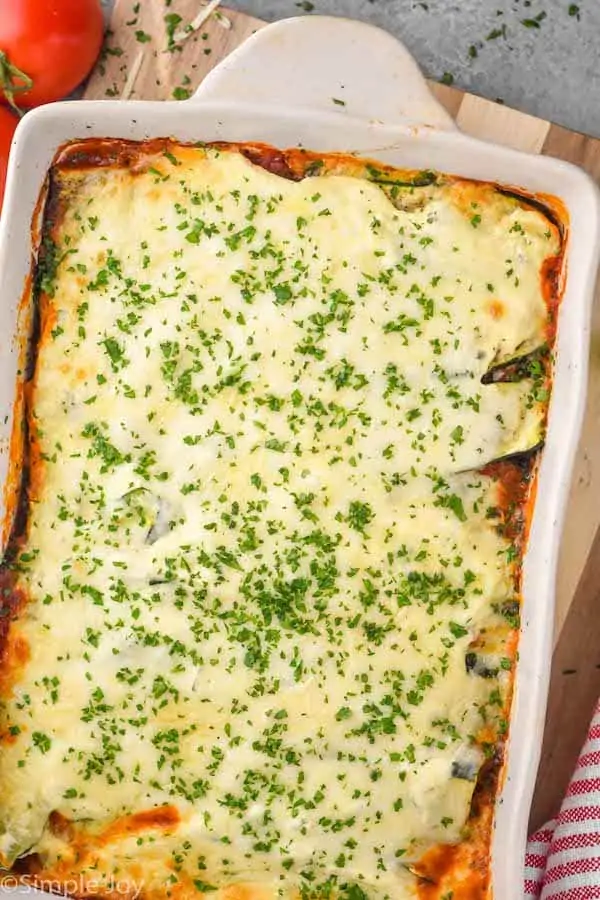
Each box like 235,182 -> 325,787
0,145 -> 558,900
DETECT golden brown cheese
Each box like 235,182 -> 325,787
0,141 -> 563,900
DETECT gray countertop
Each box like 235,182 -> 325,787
224,0 -> 598,137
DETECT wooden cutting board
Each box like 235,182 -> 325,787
84,0 -> 600,830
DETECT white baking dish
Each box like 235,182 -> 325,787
0,16 -> 598,899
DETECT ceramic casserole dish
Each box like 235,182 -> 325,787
0,15 -> 598,900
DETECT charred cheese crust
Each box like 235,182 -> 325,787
0,141 -> 564,900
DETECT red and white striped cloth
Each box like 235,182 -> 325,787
524,700 -> 600,899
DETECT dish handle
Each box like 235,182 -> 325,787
190,15 -> 456,132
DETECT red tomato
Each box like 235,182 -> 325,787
0,0 -> 104,109
0,106 -> 18,213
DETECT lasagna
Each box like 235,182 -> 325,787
0,141 -> 564,900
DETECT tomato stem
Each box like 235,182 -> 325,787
0,51 -> 33,116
